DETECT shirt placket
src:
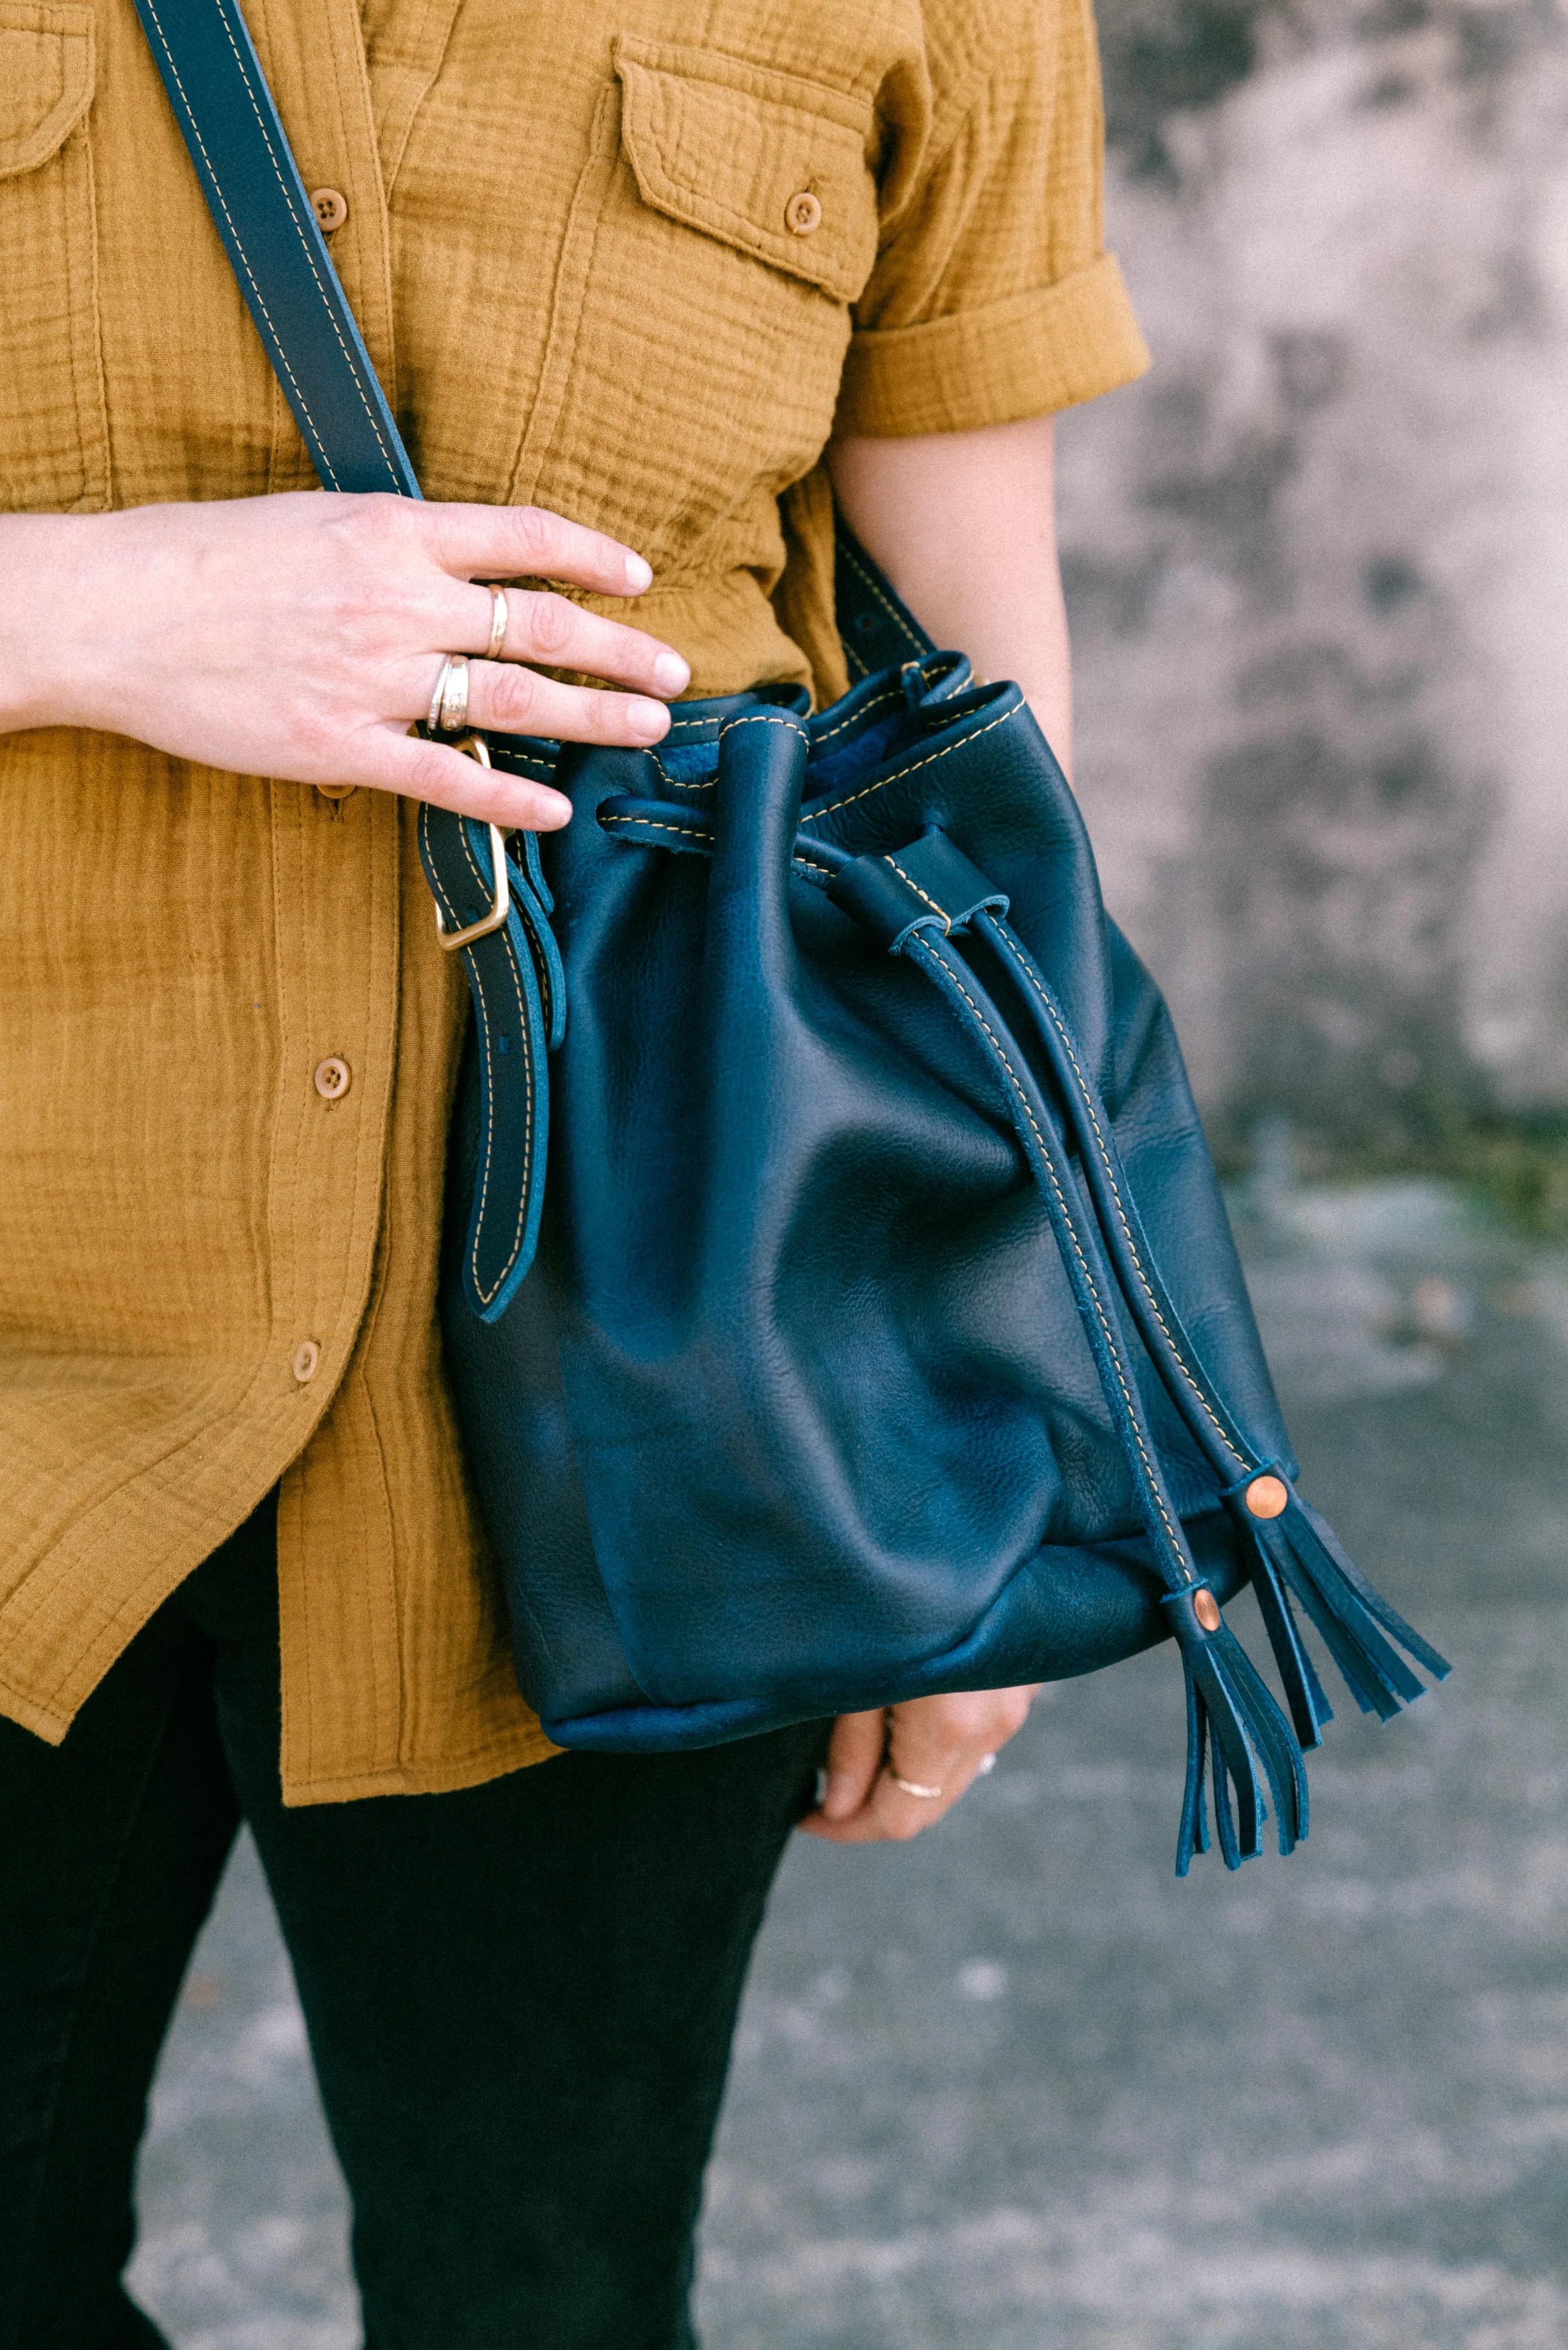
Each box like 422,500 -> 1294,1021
248,0 -> 410,1770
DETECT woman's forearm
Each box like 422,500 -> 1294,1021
827,416 -> 1073,777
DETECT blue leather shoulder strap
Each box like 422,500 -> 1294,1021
131,0 -> 416,496
833,509 -> 935,676
131,0 -> 552,1313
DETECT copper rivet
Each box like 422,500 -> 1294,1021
314,1056 -> 351,1101
1245,1473 -> 1289,1520
784,190 -> 823,235
310,186 -> 349,233
1193,1589 -> 1221,1633
292,1340 -> 321,1385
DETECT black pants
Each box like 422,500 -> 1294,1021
0,1496 -> 827,2350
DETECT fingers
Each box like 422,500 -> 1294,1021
411,584 -> 690,749
426,501 -> 655,599
799,1686 -> 1040,1846
460,657 -> 674,748
816,1710 -> 887,1822
471,586 -> 690,700
367,726 -> 574,830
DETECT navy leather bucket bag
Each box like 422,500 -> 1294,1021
428,569 -> 1448,1876
139,0 -> 1448,1872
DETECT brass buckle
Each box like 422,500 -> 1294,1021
432,733 -> 511,952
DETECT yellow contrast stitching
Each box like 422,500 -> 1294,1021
209,0 -> 402,483
799,703 -> 1021,825
812,683 -> 902,745
882,857 -> 952,928
651,749 -> 716,794
911,935 -> 1191,1570
600,813 -> 710,845
989,922 -> 1247,1473
838,534 -> 928,657
599,812 -> 832,881
425,810 -> 531,1305
718,711 -> 810,747
138,0 -> 340,487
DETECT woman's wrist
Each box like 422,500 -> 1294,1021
0,511 -> 116,736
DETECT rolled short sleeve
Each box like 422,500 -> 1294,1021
835,0 -> 1149,438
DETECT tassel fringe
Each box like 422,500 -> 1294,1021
1248,1538 -> 1334,1749
1245,1490 -> 1451,1724
1169,1603 -> 1310,1875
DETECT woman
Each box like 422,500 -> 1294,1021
0,0 -> 1147,2342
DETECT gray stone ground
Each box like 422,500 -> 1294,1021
128,1177 -> 1568,2349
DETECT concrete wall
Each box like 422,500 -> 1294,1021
1061,0 -> 1568,1161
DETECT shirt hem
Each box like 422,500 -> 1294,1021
0,1674 -> 70,1746
280,1721 -> 563,1805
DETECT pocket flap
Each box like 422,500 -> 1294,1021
613,36 -> 877,303
0,1 -> 95,180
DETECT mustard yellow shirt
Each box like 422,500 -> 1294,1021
0,0 -> 1147,1801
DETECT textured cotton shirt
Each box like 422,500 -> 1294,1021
0,0 -> 1147,1800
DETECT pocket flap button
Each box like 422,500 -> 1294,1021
293,1340 -> 321,1385
784,190 -> 823,235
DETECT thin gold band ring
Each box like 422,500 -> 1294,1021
889,1772 -> 945,1801
484,585 -> 509,662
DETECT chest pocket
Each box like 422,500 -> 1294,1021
0,1 -> 109,512
614,39 -> 877,302
512,36 -> 879,574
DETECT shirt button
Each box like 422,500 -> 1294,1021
293,1340 -> 321,1384
314,1056 -> 352,1101
310,187 -> 349,233
314,782 -> 357,804
784,191 -> 823,236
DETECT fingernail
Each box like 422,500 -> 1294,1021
523,789 -> 572,829
624,552 -> 653,594
626,697 -> 670,744
653,650 -> 690,695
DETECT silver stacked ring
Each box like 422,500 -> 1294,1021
432,653 -> 470,735
426,657 -> 453,735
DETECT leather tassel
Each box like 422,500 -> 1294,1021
1248,1539 -> 1334,1748
1167,1594 -> 1309,1874
1242,1488 -> 1451,1722
1176,1668 -> 1212,1872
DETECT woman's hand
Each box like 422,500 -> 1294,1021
0,494 -> 691,830
798,1685 -> 1042,1842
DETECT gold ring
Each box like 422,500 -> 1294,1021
889,1771 -> 945,1801
438,653 -> 470,734
427,656 -> 453,735
484,585 -> 509,662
